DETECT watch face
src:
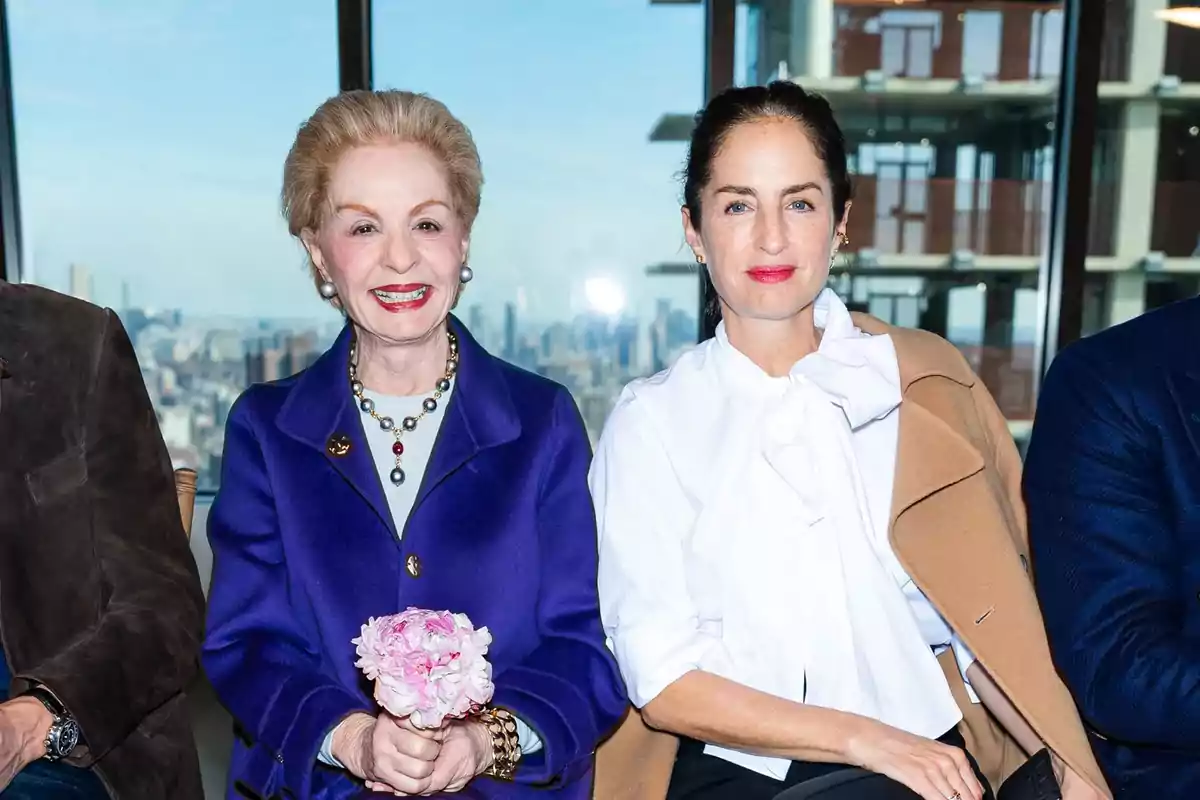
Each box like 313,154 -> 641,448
52,719 -> 80,758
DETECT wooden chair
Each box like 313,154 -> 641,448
174,467 -> 198,539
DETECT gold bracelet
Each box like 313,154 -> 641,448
478,706 -> 521,781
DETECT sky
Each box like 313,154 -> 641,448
9,0 -> 704,325
7,0 -> 1046,341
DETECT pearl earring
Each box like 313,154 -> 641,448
318,280 -> 337,299
459,265 -> 474,284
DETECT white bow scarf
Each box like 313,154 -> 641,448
692,289 -> 961,778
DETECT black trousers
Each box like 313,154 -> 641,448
666,727 -> 995,800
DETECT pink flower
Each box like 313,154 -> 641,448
352,607 -> 494,728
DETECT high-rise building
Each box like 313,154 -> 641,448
614,318 -> 639,373
648,0 -> 1200,427
68,262 -> 92,302
503,302 -> 517,361
467,303 -> 486,349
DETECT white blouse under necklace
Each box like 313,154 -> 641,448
590,288 -> 975,780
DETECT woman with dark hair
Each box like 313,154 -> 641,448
590,83 -> 1109,800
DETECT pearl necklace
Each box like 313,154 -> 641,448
348,331 -> 459,487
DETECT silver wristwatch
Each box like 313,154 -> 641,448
26,688 -> 80,762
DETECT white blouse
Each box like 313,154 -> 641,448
590,289 -> 975,780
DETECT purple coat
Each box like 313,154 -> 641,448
202,318 -> 627,799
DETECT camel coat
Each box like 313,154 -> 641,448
592,317 -> 1109,799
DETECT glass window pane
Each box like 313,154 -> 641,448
372,1 -> 704,443
738,0 -> 1071,444
1084,1 -> 1200,337
9,1 -> 339,491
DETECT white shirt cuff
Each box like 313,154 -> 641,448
950,634 -> 980,704
609,625 -> 714,709
318,727 -> 342,767
317,714 -> 544,768
514,715 -> 543,754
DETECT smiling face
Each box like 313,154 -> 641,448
684,117 -> 849,325
302,141 -> 468,347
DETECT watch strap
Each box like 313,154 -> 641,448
24,687 -> 66,716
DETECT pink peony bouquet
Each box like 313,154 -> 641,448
352,607 -> 495,728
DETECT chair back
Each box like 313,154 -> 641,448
174,467 -> 198,539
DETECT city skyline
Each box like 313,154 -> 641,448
113,289 -> 700,491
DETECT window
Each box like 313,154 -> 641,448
1083,1 -> 1200,334
372,0 -> 705,442
3,0 -> 1152,487
733,0 -> 1075,443
8,0 -> 339,491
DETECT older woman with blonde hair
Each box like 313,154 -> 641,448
202,89 -> 626,800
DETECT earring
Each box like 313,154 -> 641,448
459,264 -> 474,284
318,280 -> 337,299
695,254 -> 705,265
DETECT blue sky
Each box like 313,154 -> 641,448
8,0 -> 1046,341
9,0 -> 704,324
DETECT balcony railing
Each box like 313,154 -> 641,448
845,177 -> 1116,257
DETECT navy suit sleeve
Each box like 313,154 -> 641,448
1024,346 -> 1200,749
489,389 -> 628,786
202,397 -> 373,798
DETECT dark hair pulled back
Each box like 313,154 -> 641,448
684,81 -> 852,336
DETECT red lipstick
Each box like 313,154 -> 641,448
746,266 -> 796,284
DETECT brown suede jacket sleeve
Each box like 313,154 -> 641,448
13,310 -> 206,763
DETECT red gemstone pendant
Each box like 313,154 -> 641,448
392,441 -> 404,456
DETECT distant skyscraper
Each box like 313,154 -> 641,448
614,319 -> 638,373
467,303 -> 486,349
468,303 -> 485,331
503,302 -> 517,361
69,263 -> 92,302
121,280 -> 132,311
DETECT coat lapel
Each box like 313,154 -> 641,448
413,317 -> 521,512
889,399 -> 985,529
852,314 -> 985,531
276,325 -> 398,538
273,317 -> 522,539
